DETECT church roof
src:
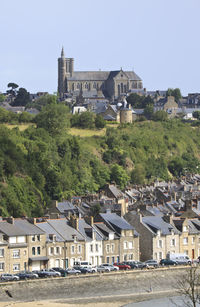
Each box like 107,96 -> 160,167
68,71 -> 110,81
68,70 -> 142,81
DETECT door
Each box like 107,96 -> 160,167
65,259 -> 68,269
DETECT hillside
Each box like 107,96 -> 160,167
0,117 -> 200,217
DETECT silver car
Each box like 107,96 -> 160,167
1,273 -> 19,281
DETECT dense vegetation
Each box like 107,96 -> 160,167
0,97 -> 200,217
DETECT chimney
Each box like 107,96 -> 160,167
69,215 -> 79,231
6,217 -> 14,224
85,216 -> 94,226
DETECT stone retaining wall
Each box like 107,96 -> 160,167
0,267 -> 189,302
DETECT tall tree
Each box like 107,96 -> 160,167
12,88 -> 30,106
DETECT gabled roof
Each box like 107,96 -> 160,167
0,221 -> 27,236
36,222 -> 65,242
47,219 -> 85,241
142,216 -> 178,235
68,71 -> 110,81
56,201 -> 75,214
78,219 -> 103,242
100,212 -> 134,231
14,220 -> 45,235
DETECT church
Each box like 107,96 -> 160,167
58,48 -> 143,100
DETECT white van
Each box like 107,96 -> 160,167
167,253 -> 191,265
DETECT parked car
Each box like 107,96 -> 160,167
1,273 -> 19,281
52,267 -> 69,277
16,271 -> 39,280
101,264 -> 119,271
113,262 -> 131,270
32,269 -> 61,278
96,265 -> 108,273
145,260 -> 159,268
123,261 -> 147,269
160,259 -> 178,266
65,268 -> 81,275
73,266 -> 91,274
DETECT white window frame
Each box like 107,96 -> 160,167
0,249 -> 4,258
13,250 -> 20,259
13,263 -> 20,271
71,245 -> 75,254
0,262 -> 4,271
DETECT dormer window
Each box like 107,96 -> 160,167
72,235 -> 77,243
183,226 -> 188,232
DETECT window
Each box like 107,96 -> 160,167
32,247 -> 35,255
95,244 -> 98,252
13,264 -> 20,271
183,226 -> 188,232
106,256 -> 109,264
37,235 -> 40,241
93,82 -> 96,89
24,250 -> 27,256
124,254 -> 127,261
129,254 -> 133,260
192,237 -> 195,244
71,245 -> 75,254
0,263 -> 4,271
13,250 -> 20,258
159,252 -> 163,259
106,244 -> 110,253
78,245 -> 82,254
37,247 -> 41,255
171,239 -> 176,247
111,256 -> 115,264
129,242 -> 133,249
50,247 -> 54,255
158,240 -> 163,248
183,237 -> 188,245
124,241 -> 128,249
31,235 -> 35,242
184,250 -> 188,255
111,244 -> 114,253
90,244 -> 93,252
0,249 -> 4,258
56,247 -> 60,254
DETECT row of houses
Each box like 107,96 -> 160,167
0,212 -> 139,274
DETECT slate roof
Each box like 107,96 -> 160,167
68,70 -> 142,82
56,201 -> 76,214
100,212 -> 134,231
142,216 -> 178,235
14,220 -> 45,235
0,221 -> 27,236
47,219 -> 85,241
68,71 -> 110,81
107,184 -> 123,199
78,219 -> 102,242
36,222 -> 65,242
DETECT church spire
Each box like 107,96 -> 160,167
61,46 -> 65,58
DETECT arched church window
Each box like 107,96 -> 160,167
85,83 -> 89,89
77,83 -> 80,89
72,83 -> 74,91
93,82 -> 96,89
121,83 -> 123,93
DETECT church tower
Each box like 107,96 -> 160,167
58,47 -> 66,99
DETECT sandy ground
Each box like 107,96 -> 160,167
0,302 -> 124,307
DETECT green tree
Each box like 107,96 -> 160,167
153,110 -> 168,121
12,88 -> 30,106
0,94 -> 5,103
131,165 -> 146,184
7,83 -> 19,102
110,164 -> 129,189
95,114 -> 106,129
193,111 -> 200,120
166,88 -> 182,102
35,104 -> 70,136
27,94 -> 57,111
144,105 -> 154,120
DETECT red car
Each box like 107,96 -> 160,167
114,262 -> 131,270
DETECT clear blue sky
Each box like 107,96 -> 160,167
0,0 -> 200,96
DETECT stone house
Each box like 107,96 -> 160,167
173,218 -> 200,260
36,221 -> 65,269
96,211 -> 139,262
14,219 -> 47,271
124,213 -> 180,261
154,96 -> 178,117
45,218 -> 86,268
